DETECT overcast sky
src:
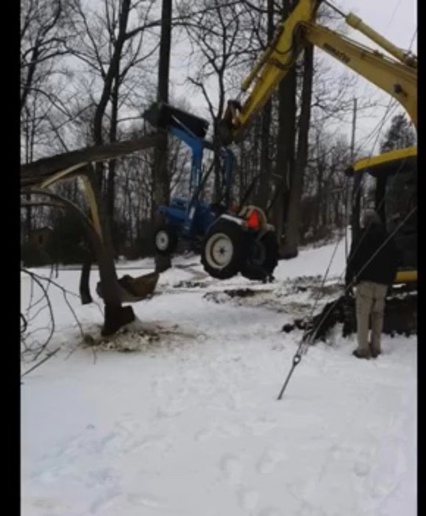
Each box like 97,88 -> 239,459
169,0 -> 417,157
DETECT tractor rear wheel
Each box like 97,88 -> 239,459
201,219 -> 245,279
241,230 -> 279,281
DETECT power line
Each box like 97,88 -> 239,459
385,0 -> 403,30
355,100 -> 398,156
409,27 -> 417,50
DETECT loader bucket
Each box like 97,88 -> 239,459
143,102 -> 209,139
96,271 -> 159,304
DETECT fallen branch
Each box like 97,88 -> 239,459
21,347 -> 60,379
21,268 -> 87,360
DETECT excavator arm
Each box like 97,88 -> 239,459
300,23 -> 416,124
220,0 -> 417,144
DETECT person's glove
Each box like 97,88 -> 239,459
344,284 -> 354,300
344,271 -> 351,288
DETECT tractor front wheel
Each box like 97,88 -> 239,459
153,225 -> 178,256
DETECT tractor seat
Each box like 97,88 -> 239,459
238,205 -> 269,230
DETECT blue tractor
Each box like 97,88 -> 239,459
143,102 -> 279,282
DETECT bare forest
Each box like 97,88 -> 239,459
21,0 -> 416,266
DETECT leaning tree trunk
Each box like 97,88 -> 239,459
24,178 -> 135,336
84,166 -> 135,335
281,44 -> 314,258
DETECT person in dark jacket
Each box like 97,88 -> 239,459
345,210 -> 400,359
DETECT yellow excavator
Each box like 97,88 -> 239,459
216,0 -> 417,337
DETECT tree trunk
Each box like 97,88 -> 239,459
92,0 -> 132,192
256,0 -> 275,210
248,118 -> 261,204
315,185 -> 322,235
106,73 -> 120,252
79,250 -> 93,305
256,103 -> 272,210
273,73 -> 296,247
25,194 -> 32,239
212,121 -> 222,203
281,45 -> 314,258
273,1 -> 297,250
153,0 -> 172,272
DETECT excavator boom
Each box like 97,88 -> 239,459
220,0 -> 417,144
301,22 -> 417,126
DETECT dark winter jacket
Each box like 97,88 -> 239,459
345,225 -> 400,287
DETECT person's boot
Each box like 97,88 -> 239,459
352,348 -> 371,359
369,344 -> 381,358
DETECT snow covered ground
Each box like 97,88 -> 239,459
21,239 -> 417,516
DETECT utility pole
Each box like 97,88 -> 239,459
350,97 -> 357,162
346,97 -> 358,259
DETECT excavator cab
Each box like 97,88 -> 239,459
347,146 -> 417,288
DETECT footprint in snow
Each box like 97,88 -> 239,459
220,453 -> 243,487
85,467 -> 117,488
126,492 -> 168,509
246,420 -> 278,437
216,422 -> 243,438
353,448 -> 373,477
237,487 -> 260,512
296,502 -> 328,516
36,466 -> 62,484
226,391 -> 242,410
90,488 -> 120,514
195,428 -> 214,442
256,447 -> 287,474
257,508 -> 283,516
131,434 -> 168,453
32,497 -> 62,509
370,480 -> 400,500
354,460 -> 371,477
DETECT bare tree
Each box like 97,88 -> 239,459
20,0 -> 72,114
57,0 -> 161,256
21,0 -> 75,240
